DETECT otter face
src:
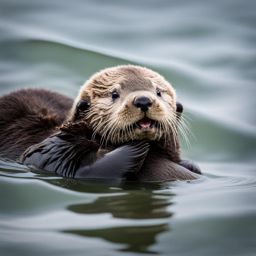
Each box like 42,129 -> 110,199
73,65 -> 182,145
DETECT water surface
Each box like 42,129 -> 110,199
0,0 -> 256,255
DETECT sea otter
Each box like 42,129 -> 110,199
0,65 -> 201,181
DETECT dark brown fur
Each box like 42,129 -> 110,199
0,89 -> 73,160
21,119 -> 197,181
60,121 -> 197,181
0,88 -> 200,181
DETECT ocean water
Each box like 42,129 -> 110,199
0,0 -> 256,255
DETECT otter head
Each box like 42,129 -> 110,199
70,65 -> 184,145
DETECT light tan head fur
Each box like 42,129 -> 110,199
70,65 -> 185,146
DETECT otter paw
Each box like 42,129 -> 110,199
179,160 -> 202,174
75,141 -> 150,180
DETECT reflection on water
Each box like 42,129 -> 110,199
65,183 -> 174,254
0,165 -> 175,255
57,179 -> 174,253
64,224 -> 169,254
1,0 -> 256,255
1,161 -> 256,256
68,190 -> 173,219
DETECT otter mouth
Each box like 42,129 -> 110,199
134,117 -> 157,130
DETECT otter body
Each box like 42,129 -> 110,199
0,65 -> 201,181
0,89 -> 73,160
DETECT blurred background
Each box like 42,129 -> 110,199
0,0 -> 256,256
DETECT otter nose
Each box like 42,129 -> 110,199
133,96 -> 152,112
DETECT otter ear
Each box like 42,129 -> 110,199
74,99 -> 91,120
176,102 -> 183,114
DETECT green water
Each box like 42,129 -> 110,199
0,0 -> 256,255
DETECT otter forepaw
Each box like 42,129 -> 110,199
122,141 -> 150,175
179,160 -> 202,174
75,141 -> 150,180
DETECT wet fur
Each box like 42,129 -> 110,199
73,66 -> 181,147
21,120 -> 197,181
0,89 -> 72,160
0,66 -> 200,181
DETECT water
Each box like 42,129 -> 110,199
0,0 -> 256,255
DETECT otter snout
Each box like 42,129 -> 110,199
133,96 -> 152,112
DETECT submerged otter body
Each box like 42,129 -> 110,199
0,65 -> 201,182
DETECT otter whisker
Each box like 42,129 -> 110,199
100,122 -> 113,146
128,123 -> 134,141
177,122 -> 189,148
180,114 -> 194,140
157,122 -> 165,143
176,113 -> 192,148
80,67 -> 193,156
108,118 -> 122,144
166,118 -> 178,149
178,119 -> 191,148
178,126 -> 190,148
164,118 -> 174,145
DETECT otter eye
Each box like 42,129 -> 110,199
112,91 -> 120,100
156,88 -> 162,97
